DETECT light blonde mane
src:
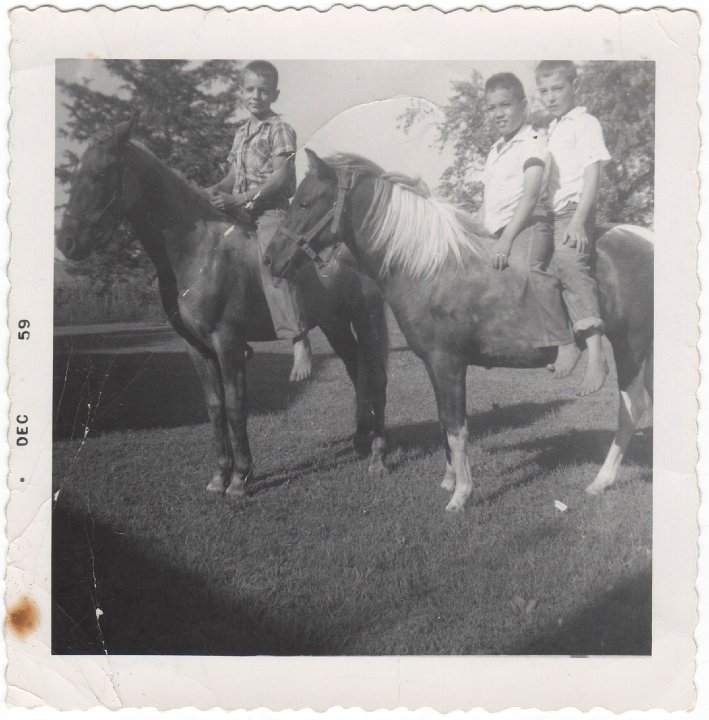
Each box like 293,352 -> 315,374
326,155 -> 490,280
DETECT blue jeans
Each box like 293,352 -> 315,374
520,217 -> 574,347
256,209 -> 308,340
549,203 -> 604,333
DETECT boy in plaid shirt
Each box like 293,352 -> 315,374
210,60 -> 311,381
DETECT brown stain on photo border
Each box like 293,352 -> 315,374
6,596 -> 40,639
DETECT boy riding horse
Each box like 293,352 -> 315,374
209,60 -> 312,382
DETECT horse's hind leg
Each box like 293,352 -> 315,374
185,345 -> 233,493
587,344 -> 650,495
320,320 -> 385,473
644,345 -> 654,402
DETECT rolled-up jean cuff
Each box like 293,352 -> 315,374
573,317 -> 605,333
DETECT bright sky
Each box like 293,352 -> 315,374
56,59 -> 538,193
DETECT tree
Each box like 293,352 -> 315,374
400,70 -> 493,214
401,62 -> 655,227
56,60 -> 244,297
575,61 -> 655,227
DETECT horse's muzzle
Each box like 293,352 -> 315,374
56,230 -> 93,261
265,247 -> 301,279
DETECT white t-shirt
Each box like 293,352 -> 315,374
546,106 -> 611,212
481,124 -> 549,235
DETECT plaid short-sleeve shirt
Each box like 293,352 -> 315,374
227,112 -> 297,208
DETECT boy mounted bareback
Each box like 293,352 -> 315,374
208,60 -> 312,382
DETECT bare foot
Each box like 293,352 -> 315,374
577,357 -> 609,396
547,343 -> 581,379
289,336 -> 312,382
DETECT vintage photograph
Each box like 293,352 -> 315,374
52,57 -> 654,656
8,4 -> 699,712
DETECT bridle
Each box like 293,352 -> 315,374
62,160 -> 129,247
278,171 -> 352,268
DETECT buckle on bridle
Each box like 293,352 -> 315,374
330,173 -> 351,234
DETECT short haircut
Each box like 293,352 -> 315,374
484,73 -> 526,102
243,60 -> 279,89
535,61 -> 578,83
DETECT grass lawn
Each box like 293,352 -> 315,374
52,321 -> 652,656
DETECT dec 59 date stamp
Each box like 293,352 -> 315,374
6,3 -> 701,715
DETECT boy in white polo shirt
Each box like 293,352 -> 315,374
537,60 -> 611,395
481,72 -> 579,370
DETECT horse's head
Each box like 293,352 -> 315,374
57,114 -> 137,261
265,149 -> 348,278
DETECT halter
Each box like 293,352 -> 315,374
278,172 -> 352,268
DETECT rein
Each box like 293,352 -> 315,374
278,172 -> 352,268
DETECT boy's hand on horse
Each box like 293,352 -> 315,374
491,237 -> 513,270
210,190 -> 249,212
563,217 -> 589,253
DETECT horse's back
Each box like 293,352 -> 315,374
596,224 -> 653,328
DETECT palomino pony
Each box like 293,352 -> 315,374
265,150 -> 653,512
56,120 -> 389,497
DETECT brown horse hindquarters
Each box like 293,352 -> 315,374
585,227 -> 653,495
595,228 -> 654,390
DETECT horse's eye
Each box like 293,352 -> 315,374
299,201 -> 310,210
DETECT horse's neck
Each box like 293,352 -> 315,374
124,146 -> 224,268
125,146 -> 196,228
347,178 -> 389,279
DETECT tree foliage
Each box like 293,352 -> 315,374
402,62 -> 655,227
56,60 -> 243,289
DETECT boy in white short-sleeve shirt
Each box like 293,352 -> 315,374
480,73 -> 577,359
537,60 -> 611,396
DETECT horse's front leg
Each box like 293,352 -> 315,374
214,332 -> 253,498
185,345 -> 233,493
425,355 -> 470,512
351,289 -> 389,475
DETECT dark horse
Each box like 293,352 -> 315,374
56,120 -> 388,497
265,150 -> 653,512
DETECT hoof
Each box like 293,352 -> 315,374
368,459 -> 387,476
586,477 -> 613,495
440,476 -> 456,492
225,481 -> 247,499
206,476 -> 226,494
445,499 -> 465,513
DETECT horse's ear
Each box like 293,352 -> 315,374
305,148 -> 336,181
114,111 -> 139,148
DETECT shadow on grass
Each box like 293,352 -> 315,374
386,399 -> 572,470
52,500 -> 331,655
249,441 -> 365,496
467,426 -> 652,506
53,348 -> 330,441
498,426 -> 653,470
511,568 -> 652,655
